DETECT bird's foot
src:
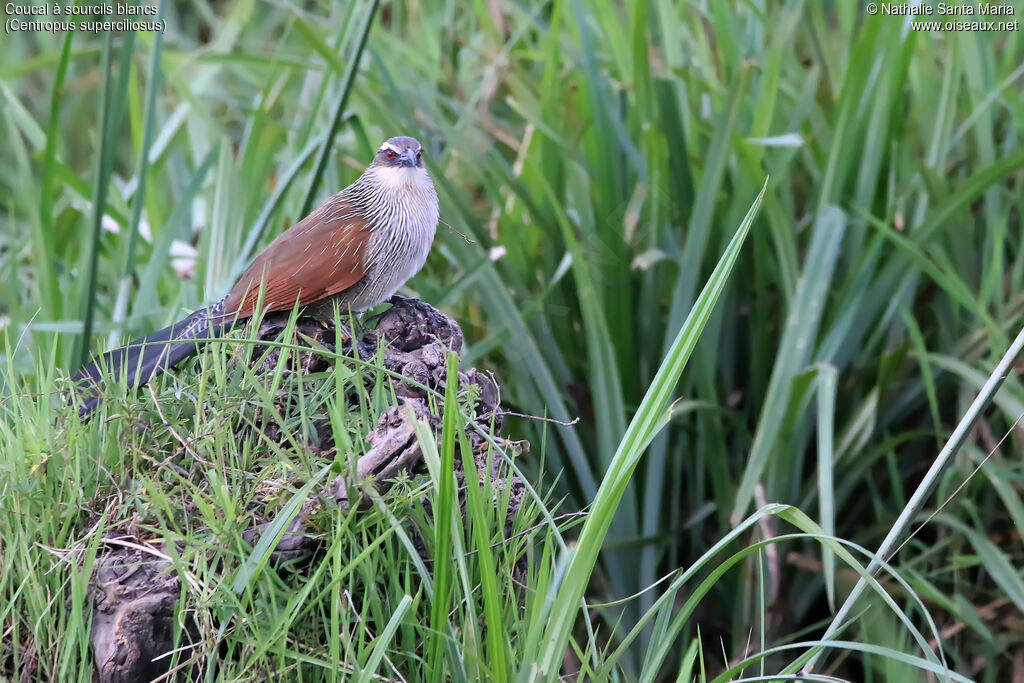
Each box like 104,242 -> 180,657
355,339 -> 378,361
388,294 -> 440,320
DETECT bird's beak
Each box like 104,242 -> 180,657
400,149 -> 418,167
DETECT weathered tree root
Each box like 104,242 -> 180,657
88,299 -> 526,682
90,546 -> 199,682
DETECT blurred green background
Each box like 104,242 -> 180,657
2,0 -> 1024,679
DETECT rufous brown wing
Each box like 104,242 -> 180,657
222,197 -> 371,319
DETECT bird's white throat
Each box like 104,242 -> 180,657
369,165 -> 432,196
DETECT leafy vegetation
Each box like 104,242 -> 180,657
2,0 -> 1023,680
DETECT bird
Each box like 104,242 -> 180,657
72,135 -> 439,417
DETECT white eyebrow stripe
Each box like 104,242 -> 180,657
378,142 -> 401,153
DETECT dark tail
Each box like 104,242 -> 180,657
72,307 -> 233,417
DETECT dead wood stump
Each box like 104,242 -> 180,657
88,298 -> 526,682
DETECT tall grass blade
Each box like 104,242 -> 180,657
529,180 -> 766,677
110,1 -> 165,344
357,594 -> 413,681
814,364 -> 838,611
74,33 -> 115,367
732,206 -> 846,521
36,31 -> 75,322
299,0 -> 378,216
804,322 -> 1024,673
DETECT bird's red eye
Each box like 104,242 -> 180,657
386,150 -> 396,159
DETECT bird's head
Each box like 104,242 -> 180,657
366,136 -> 432,195
372,136 -> 424,169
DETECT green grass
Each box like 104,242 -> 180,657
3,0 -> 1024,680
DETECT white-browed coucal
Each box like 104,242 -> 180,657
73,135 -> 439,416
